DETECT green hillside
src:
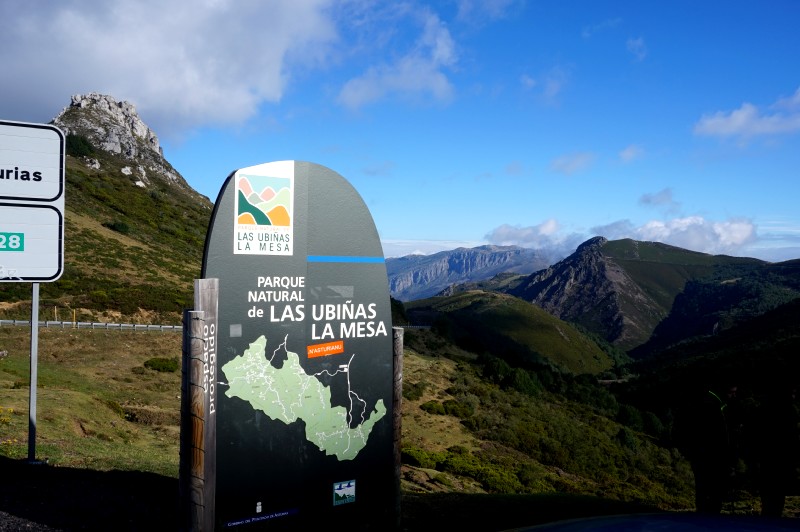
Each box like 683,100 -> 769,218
603,239 -> 766,313
405,290 -> 614,375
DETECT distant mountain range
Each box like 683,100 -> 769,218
387,245 -> 558,301
401,236 -> 800,356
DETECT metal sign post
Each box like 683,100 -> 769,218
28,283 -> 40,462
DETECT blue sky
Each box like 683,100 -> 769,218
2,1 -> 799,260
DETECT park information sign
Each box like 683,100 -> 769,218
201,161 -> 394,529
0,120 -> 65,282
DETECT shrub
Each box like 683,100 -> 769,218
403,381 -> 427,401
65,134 -> 95,157
143,357 -> 179,373
420,400 -> 445,415
442,398 -> 474,419
401,446 -> 439,469
103,220 -> 131,234
617,404 -> 644,431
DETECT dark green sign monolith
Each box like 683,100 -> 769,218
201,161 -> 394,529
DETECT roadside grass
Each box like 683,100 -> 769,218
0,327 -> 181,476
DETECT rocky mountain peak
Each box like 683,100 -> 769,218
54,93 -> 162,159
510,237 -> 663,350
52,93 -> 196,194
53,92 -> 202,198
576,236 -> 608,253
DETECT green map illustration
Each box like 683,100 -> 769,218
221,334 -> 386,461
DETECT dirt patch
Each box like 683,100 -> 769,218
123,404 -> 180,426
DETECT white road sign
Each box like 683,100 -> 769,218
0,121 -> 65,282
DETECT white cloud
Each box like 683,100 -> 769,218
504,161 -> 525,176
775,87 -> 800,110
626,37 -> 647,61
381,238 -> 483,257
619,144 -> 644,163
591,220 -> 637,240
520,74 -> 537,90
542,69 -> 568,100
484,220 -> 587,257
0,0 -> 338,134
486,219 -> 559,244
550,152 -> 594,175
395,216 -> 789,262
593,216 -> 757,256
693,87 -> 800,141
337,9 -> 457,109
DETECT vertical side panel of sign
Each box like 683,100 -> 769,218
194,278 -> 218,528
179,277 -> 219,531
180,309 -> 205,529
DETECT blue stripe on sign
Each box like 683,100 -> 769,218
307,255 -> 385,263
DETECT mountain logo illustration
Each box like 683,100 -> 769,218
236,174 -> 292,227
233,164 -> 294,256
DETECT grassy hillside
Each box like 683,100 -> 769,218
600,239 -> 797,355
622,296 -> 800,401
603,239 -> 766,316
0,327 -> 182,475
405,291 -> 614,374
400,328 -> 694,509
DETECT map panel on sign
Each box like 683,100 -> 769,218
222,333 -> 386,461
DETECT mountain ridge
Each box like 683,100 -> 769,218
507,237 -> 797,352
387,245 -> 557,301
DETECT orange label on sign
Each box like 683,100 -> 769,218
307,340 -> 345,358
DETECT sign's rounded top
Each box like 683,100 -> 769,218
204,160 -> 384,271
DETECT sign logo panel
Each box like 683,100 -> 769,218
233,161 -> 293,256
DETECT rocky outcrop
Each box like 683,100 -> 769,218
52,93 -> 196,195
387,245 -> 554,301
510,237 -> 666,350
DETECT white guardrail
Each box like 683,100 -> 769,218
0,320 -> 182,332
0,321 -> 428,332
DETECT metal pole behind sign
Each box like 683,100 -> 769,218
180,309 -> 207,531
392,326 -> 404,531
28,282 -> 39,463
